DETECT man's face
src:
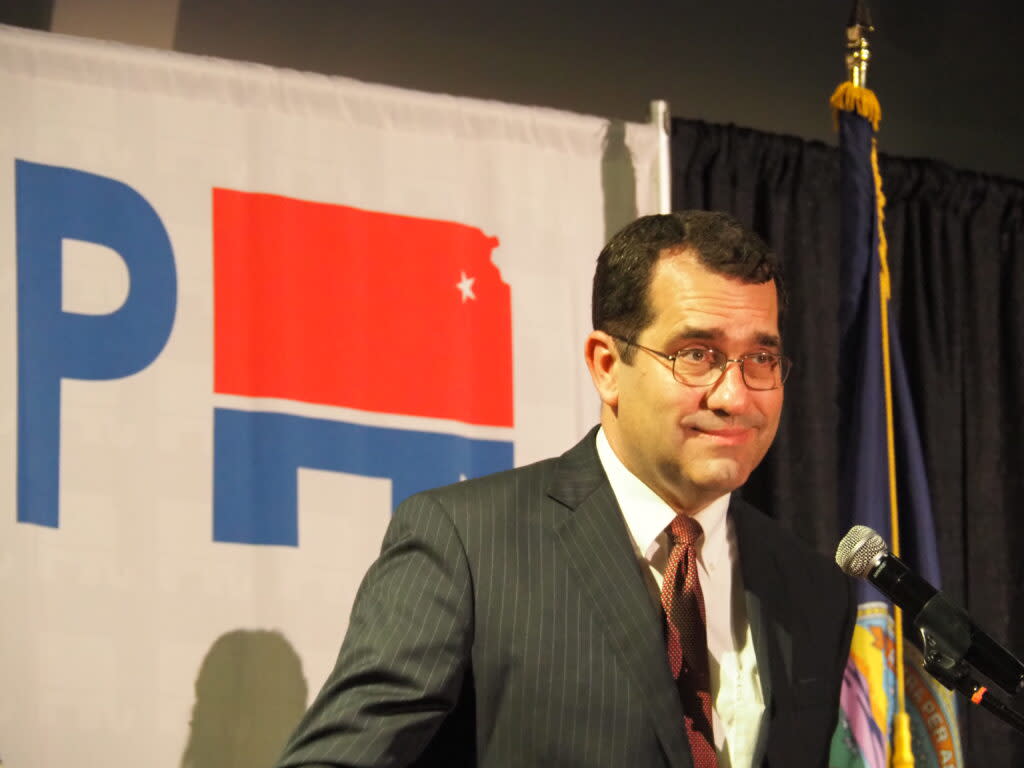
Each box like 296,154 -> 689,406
601,249 -> 784,513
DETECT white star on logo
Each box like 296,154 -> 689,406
456,271 -> 476,303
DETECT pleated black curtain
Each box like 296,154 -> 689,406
671,117 -> 1024,765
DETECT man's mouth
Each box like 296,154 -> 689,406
691,427 -> 754,445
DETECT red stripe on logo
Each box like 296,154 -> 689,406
214,190 -> 512,427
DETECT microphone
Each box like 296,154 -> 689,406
836,525 -> 1024,695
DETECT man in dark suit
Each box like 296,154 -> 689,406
277,212 -> 855,767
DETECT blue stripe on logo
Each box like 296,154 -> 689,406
213,408 -> 514,546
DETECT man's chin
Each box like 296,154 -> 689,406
688,458 -> 750,497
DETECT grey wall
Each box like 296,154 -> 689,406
5,0 -> 1023,180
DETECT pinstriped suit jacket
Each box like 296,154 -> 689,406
277,427 -> 855,767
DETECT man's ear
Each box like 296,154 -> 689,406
584,330 -> 620,408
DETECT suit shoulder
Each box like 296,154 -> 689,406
397,454 -> 561,511
399,427 -> 602,513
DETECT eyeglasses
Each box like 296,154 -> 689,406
610,335 -> 792,391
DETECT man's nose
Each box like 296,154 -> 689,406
703,360 -> 750,413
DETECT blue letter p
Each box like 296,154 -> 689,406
16,160 -> 177,527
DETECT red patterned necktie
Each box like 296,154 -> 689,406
661,515 -> 719,768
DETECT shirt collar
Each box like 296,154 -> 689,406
595,427 -> 730,562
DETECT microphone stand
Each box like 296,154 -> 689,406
915,593 -> 1024,734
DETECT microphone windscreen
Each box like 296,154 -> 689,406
835,525 -> 888,578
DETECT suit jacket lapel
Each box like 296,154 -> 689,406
548,430 -> 693,768
731,497 -> 793,766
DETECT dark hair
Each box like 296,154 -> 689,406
591,211 -> 785,362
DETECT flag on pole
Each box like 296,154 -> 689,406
827,77 -> 964,768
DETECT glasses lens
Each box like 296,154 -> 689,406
741,354 -> 789,390
672,349 -> 719,386
671,349 -> 791,389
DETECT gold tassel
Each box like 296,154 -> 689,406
830,82 -> 882,131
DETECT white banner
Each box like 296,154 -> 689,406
0,24 -> 658,767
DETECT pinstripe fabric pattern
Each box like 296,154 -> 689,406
276,428 -> 856,768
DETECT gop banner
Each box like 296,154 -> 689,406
0,24 -> 659,767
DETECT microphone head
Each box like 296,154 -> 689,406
835,525 -> 888,578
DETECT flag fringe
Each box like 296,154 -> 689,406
868,90 -> 914,768
871,139 -> 889,299
830,82 -> 882,131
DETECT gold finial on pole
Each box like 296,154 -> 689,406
845,0 -> 874,87
831,0 -> 880,129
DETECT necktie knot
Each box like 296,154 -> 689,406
669,515 -> 703,548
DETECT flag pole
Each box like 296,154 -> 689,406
831,3 -> 913,766
650,100 -> 672,214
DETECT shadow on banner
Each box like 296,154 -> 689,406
181,629 -> 308,768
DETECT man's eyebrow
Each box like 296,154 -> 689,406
755,332 -> 782,349
667,327 -> 781,349
671,326 -> 716,341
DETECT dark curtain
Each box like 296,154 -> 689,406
672,117 -> 1024,766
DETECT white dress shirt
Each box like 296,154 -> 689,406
595,428 -> 766,768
